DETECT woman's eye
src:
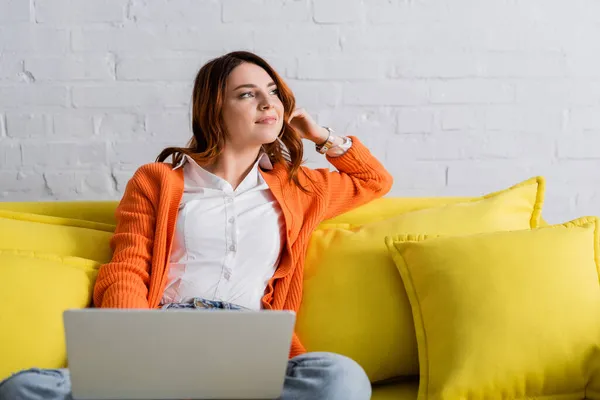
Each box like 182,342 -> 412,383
240,92 -> 254,98
270,88 -> 279,95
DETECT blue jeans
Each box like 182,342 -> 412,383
0,299 -> 371,400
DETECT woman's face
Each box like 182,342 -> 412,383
221,62 -> 285,150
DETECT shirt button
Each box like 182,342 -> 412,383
229,245 -> 236,252
224,271 -> 231,280
226,197 -> 233,203
228,217 -> 234,223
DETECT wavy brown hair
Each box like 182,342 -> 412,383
156,51 -> 308,189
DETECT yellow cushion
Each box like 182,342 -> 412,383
0,209 -> 114,263
0,201 -> 119,227
297,177 -> 545,382
385,217 -> 600,399
0,250 -> 100,381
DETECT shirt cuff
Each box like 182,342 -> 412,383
325,136 -> 353,157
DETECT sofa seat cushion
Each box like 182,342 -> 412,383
372,380 -> 418,400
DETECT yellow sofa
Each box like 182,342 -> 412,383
0,197 -> 469,399
0,181 -> 566,400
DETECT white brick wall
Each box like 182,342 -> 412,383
1,0 -> 599,223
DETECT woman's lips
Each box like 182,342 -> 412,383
256,117 -> 277,124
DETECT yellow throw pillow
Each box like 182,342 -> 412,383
0,209 -> 114,263
385,217 -> 600,400
0,250 -> 100,381
297,177 -> 545,382
319,176 -> 544,228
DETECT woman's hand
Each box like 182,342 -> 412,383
288,108 -> 329,144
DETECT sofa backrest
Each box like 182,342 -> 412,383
0,196 -> 548,227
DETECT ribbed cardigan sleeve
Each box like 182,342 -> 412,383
93,171 -> 155,308
300,135 -> 393,222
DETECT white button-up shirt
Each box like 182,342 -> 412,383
161,153 -> 285,310
161,137 -> 353,310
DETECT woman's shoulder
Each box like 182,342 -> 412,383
125,162 -> 183,193
131,161 -> 179,180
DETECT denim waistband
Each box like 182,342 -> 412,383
160,297 -> 249,311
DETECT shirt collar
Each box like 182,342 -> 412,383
172,152 -> 273,171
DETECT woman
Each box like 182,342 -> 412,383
0,51 -> 393,400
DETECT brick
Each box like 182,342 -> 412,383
430,80 -> 514,104
567,107 -> 600,131
116,57 -> 202,81
297,57 -> 384,80
484,106 -> 564,133
387,131 -> 554,161
0,171 -> 45,194
72,27 -> 166,53
5,114 -> 50,137
340,27 -> 408,52
109,141 -> 175,166
97,113 -> 145,138
316,108 -> 396,144
287,81 -> 341,109
129,0 -> 220,24
367,0 -> 449,24
165,27 -> 254,52
44,170 -> 114,197
557,132 -> 600,159
479,52 -> 566,78
515,81 -> 600,106
396,108 -> 434,134
22,142 -> 107,167
53,113 -> 95,138
446,160 -> 547,189
518,0 -> 600,24
223,0 -> 310,23
0,26 -> 69,53
146,112 -> 191,140
351,131 -> 389,162
260,55 -> 297,79
440,107 -> 485,131
468,22 -> 563,53
0,56 -> 22,81
343,82 -> 429,106
392,51 -> 479,78
567,52 -> 600,78
111,168 -> 135,193
25,55 -> 114,81
71,84 -> 190,108
254,27 -> 339,54
541,190 -> 578,225
0,142 -> 21,167
576,190 -> 600,220
0,0 -> 30,22
313,0 -> 362,23
36,0 -> 127,23
383,161 -> 447,189
547,160 -> 600,187
341,25 -> 471,53
0,86 -> 68,108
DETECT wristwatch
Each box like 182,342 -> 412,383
315,126 -> 335,154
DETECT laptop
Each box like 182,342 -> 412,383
63,308 -> 296,400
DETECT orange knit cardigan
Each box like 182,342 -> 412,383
92,136 -> 393,358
